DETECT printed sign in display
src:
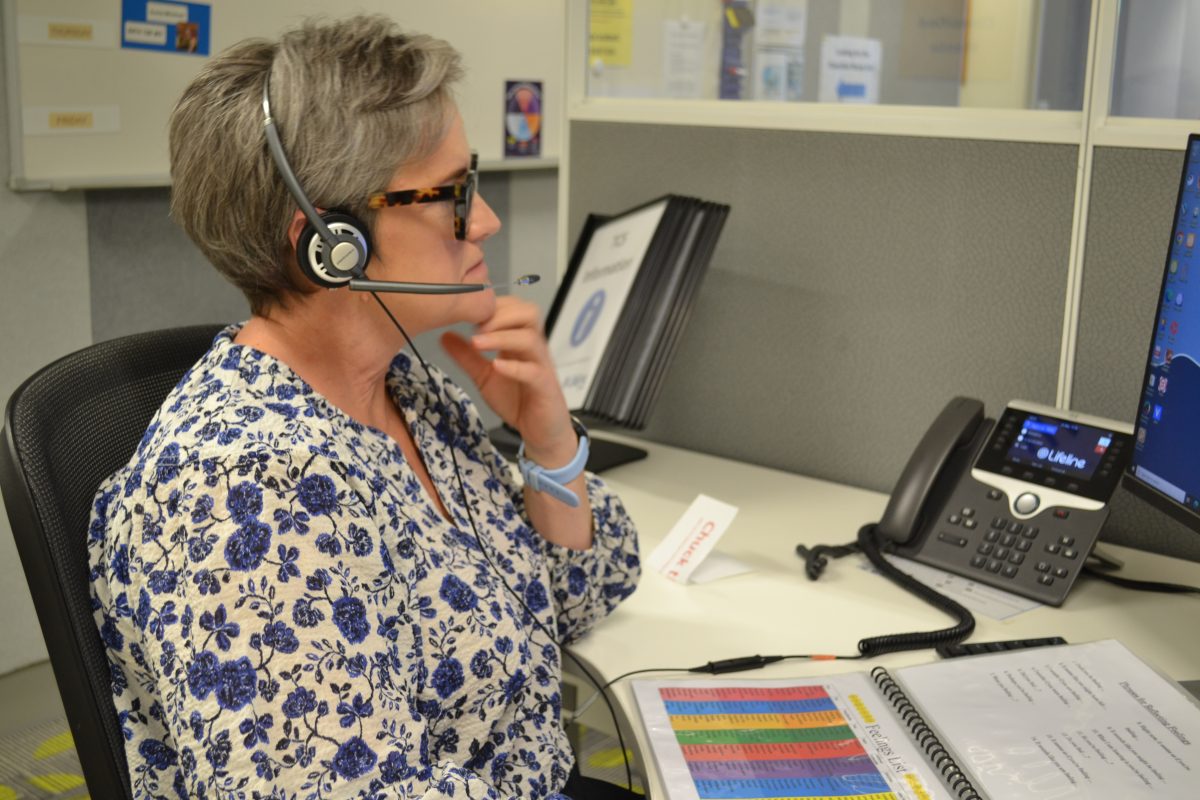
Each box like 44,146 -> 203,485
121,0 -> 210,56
548,200 -> 668,409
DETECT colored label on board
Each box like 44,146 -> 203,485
121,0 -> 210,56
504,80 -> 542,157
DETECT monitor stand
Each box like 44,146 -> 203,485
488,425 -> 648,474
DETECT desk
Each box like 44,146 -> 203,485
566,437 -> 1200,797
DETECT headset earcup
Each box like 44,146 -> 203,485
296,211 -> 372,288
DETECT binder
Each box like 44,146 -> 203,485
547,194 -> 730,433
633,639 -> 1200,800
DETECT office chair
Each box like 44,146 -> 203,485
0,324 -> 223,800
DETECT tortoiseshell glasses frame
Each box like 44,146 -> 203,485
366,152 -> 478,240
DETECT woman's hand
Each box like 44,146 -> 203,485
443,296 -> 593,549
440,296 -> 575,464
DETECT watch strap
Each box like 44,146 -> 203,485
518,418 -> 589,507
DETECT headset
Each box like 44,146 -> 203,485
260,71 -> 506,295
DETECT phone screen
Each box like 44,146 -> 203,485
1003,414 -> 1111,481
974,406 -> 1131,501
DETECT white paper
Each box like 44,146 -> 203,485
663,20 -> 706,99
818,35 -> 881,104
123,20 -> 167,47
755,0 -> 808,49
858,554 -> 1042,621
753,1 -> 807,102
896,640 -> 1200,799
633,674 -> 953,800
146,2 -> 190,25
648,494 -> 748,584
549,200 -> 667,409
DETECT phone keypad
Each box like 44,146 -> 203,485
908,479 -> 1109,606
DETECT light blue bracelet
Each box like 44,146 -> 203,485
518,417 -> 590,507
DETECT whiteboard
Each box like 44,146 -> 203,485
4,0 -> 561,189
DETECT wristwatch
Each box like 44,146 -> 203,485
518,416 -> 590,507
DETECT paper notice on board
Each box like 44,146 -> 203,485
818,35 -> 881,103
663,19 -> 706,99
753,0 -> 807,101
589,0 -> 633,67
24,106 -> 120,136
18,16 -> 119,48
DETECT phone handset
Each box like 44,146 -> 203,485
877,397 -> 986,545
799,396 -> 986,656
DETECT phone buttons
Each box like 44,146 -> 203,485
937,531 -> 968,548
1014,492 -> 1040,514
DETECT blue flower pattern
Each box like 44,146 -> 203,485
89,326 -> 640,799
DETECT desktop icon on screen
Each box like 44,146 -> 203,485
1171,321 -> 1180,336
1154,405 -> 1164,422
1171,259 -> 1179,275
1159,376 -> 1169,394
1177,292 -> 1185,307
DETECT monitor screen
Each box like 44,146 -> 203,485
1124,134 -> 1200,532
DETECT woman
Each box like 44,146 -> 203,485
88,16 -> 640,800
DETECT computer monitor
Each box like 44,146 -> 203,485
1123,133 -> 1200,534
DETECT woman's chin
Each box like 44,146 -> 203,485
455,289 -> 497,327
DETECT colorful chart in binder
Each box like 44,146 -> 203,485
658,685 -> 896,799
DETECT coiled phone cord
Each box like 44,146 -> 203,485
800,523 -> 976,657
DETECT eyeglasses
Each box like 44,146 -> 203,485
366,152 -> 478,240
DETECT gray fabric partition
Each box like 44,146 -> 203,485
1073,147 -> 1200,561
569,122 -> 1076,494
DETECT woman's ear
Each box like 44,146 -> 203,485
287,208 -> 310,252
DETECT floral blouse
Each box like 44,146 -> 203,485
88,325 -> 641,800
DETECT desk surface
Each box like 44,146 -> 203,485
568,437 -> 1200,796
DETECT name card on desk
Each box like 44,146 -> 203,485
649,494 -> 750,584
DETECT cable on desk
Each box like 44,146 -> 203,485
1082,564 -> 1200,595
565,652 -> 863,720
852,523 -> 976,656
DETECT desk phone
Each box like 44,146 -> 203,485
882,398 -> 1134,606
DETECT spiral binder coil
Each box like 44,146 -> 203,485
871,666 -> 983,800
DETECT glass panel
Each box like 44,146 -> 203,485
586,0 -> 1090,110
1112,0 -> 1200,119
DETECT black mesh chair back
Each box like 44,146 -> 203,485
0,325 -> 223,800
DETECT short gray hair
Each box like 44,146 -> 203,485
168,15 -> 463,313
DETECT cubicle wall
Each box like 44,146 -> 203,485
568,121 -> 1200,562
